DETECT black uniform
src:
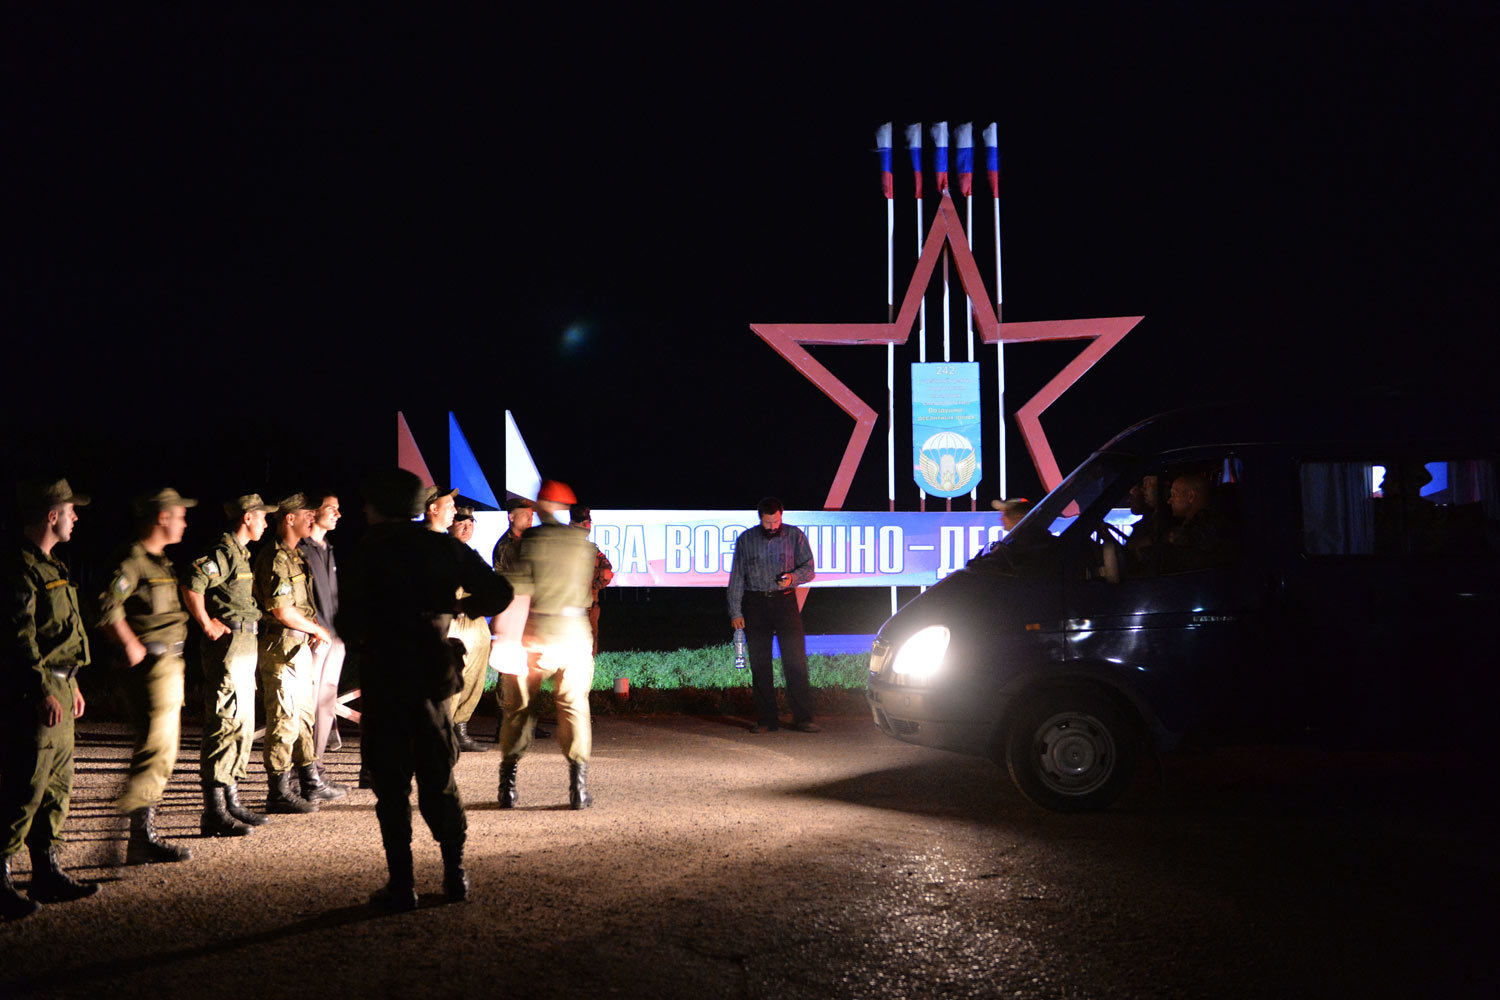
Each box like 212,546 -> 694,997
338,522 -> 511,867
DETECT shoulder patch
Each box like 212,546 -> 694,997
276,581 -> 292,597
112,574 -> 131,596
203,560 -> 219,578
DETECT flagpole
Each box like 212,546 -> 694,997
984,122 -> 1006,499
906,123 -> 925,513
957,123 -> 976,511
878,123 -> 897,616
931,122 -> 952,515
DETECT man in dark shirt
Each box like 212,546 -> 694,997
339,469 -> 512,911
727,497 -> 819,734
300,491 -> 345,761
1161,472 -> 1235,572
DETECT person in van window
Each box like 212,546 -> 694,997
1124,474 -> 1167,553
1159,472 -> 1236,571
1374,462 -> 1440,554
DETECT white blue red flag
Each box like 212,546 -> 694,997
930,121 -> 949,195
955,122 -> 973,197
904,123 -> 922,199
876,122 -> 893,199
983,122 -> 1001,197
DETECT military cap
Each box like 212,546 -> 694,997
570,504 -> 592,524
133,487 -> 198,517
16,477 -> 91,511
503,497 -> 534,512
363,468 -> 427,519
224,493 -> 278,520
423,485 -> 459,509
275,492 -> 312,513
453,505 -> 475,523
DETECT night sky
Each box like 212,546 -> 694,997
6,7 -> 1497,559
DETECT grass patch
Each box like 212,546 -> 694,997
482,645 -> 874,717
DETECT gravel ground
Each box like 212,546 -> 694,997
1,713 -> 1495,999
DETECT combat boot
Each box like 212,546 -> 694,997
222,784 -> 268,827
1,856 -> 39,921
266,771 -> 318,814
455,721 -> 488,753
370,844 -> 416,913
26,844 -> 101,903
569,760 -> 593,810
126,806 -> 193,864
497,757 -> 519,808
440,841 -> 469,902
200,786 -> 253,838
297,763 -> 347,802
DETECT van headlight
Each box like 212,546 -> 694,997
890,625 -> 951,680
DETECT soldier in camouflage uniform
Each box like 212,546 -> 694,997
490,497 -> 534,573
497,480 -> 599,810
2,479 -> 100,921
441,500 -> 493,752
97,488 -> 197,865
183,494 -> 277,837
253,493 -> 339,813
339,469 -> 512,910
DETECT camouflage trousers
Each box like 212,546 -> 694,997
199,631 -> 258,786
1,673 -> 76,856
119,652 -> 185,812
444,614 -> 492,725
257,634 -> 316,775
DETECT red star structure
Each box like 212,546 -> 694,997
751,193 -> 1142,510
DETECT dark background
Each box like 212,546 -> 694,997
5,6 -> 1497,618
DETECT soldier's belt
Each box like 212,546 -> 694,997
531,608 -> 588,618
226,621 -> 259,635
48,665 -> 83,682
264,624 -> 310,642
145,641 -> 185,658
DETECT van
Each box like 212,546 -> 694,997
865,399 -> 1500,812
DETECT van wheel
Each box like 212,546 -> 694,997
1004,687 -> 1139,813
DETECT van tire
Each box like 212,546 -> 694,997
1004,686 -> 1140,813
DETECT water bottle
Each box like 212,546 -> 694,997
733,627 -> 747,669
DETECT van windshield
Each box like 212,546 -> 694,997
995,454 -> 1127,552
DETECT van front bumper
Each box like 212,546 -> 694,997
865,678 -> 1006,757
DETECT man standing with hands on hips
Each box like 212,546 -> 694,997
727,497 -> 819,734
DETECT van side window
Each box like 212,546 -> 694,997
1090,457 -> 1243,577
1301,459 -> 1500,556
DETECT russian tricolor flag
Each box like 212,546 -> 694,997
930,121 -> 948,195
983,122 -> 1001,197
955,122 -> 973,197
904,123 -> 922,199
876,122 -> 893,199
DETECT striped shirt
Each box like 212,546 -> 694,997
726,523 -> 816,620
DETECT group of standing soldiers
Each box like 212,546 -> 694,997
4,470 -> 606,920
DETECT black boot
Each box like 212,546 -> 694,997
357,763 -> 373,789
297,763 -> 347,802
455,721 -> 488,753
2,856 -> 39,921
497,757 -> 519,808
26,844 -> 101,903
201,786 -> 253,838
440,841 -> 469,902
223,784 -> 268,827
569,760 -> 594,810
370,844 -> 416,913
266,771 -> 318,814
126,806 -> 192,864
